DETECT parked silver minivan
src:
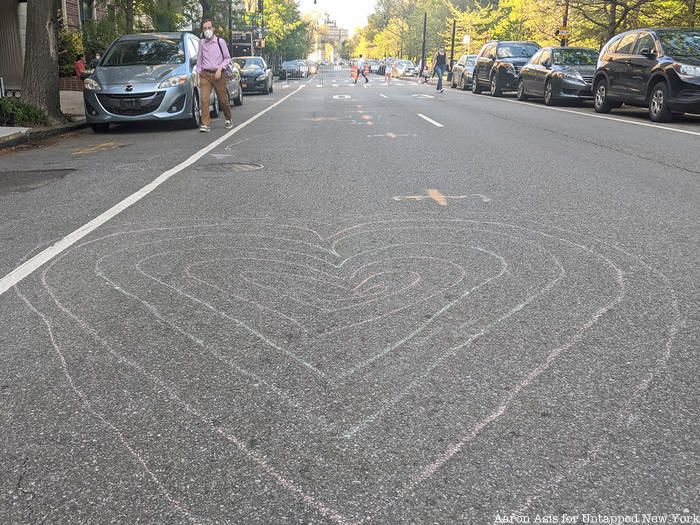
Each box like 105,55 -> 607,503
83,32 -> 242,132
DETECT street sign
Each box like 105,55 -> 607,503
462,35 -> 471,46
558,26 -> 571,37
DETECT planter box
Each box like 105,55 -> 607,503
59,76 -> 84,91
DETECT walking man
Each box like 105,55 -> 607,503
432,45 -> 450,93
195,19 -> 233,132
354,55 -> 369,84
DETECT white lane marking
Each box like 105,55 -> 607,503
0,86 -> 306,297
412,93 -> 434,99
379,93 -> 388,99
466,92 -> 700,137
417,113 -> 444,128
333,94 -> 351,100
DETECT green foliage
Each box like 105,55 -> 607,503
0,98 -> 49,127
356,0 -> 699,60
58,28 -> 84,77
82,18 -> 120,59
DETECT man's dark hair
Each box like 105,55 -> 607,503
202,18 -> 213,27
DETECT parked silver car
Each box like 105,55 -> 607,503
83,32 -> 242,132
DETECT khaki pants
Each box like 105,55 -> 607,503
199,71 -> 232,127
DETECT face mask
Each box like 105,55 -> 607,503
204,29 -> 213,39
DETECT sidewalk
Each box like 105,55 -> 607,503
0,90 -> 87,149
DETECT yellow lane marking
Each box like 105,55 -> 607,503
428,188 -> 448,206
72,141 -> 123,155
393,190 -> 491,206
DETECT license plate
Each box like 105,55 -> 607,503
121,99 -> 140,109
241,83 -> 247,88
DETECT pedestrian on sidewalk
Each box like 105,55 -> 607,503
75,54 -> 86,78
432,45 -> 450,93
195,19 -> 233,133
354,55 -> 369,84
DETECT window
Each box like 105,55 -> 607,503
656,30 -> 700,56
553,48 -> 598,65
529,50 -> 544,65
540,49 -> 552,66
186,38 -> 198,61
497,43 -> 539,58
79,0 -> 94,24
102,38 -> 185,66
634,33 -> 657,55
615,33 -> 638,54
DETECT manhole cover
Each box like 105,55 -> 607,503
0,169 -> 75,195
207,163 -> 263,172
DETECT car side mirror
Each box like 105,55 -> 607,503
640,48 -> 656,59
79,72 -> 92,80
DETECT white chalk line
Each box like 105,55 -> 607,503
0,85 -> 306,298
23,245 -> 349,524
14,217 -> 680,524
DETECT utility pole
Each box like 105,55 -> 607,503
560,0 -> 570,46
419,12 -> 427,77
449,19 -> 456,65
228,0 -> 232,54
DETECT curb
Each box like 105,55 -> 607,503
0,118 -> 88,149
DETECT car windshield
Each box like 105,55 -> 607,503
282,61 -> 297,67
235,58 -> 264,69
657,30 -> 700,57
553,48 -> 598,65
497,44 -> 539,58
102,38 -> 184,66
400,61 -> 415,67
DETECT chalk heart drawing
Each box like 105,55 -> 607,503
33,218 -> 675,523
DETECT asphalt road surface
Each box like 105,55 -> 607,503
1,74 -> 698,524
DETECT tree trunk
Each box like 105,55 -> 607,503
22,0 -> 63,124
691,0 -> 697,27
607,0 -> 618,40
200,0 -> 213,25
126,0 -> 134,33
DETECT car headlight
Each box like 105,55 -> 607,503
257,74 -> 267,81
562,71 -> 584,82
158,75 -> 188,89
84,78 -> 101,91
676,63 -> 700,77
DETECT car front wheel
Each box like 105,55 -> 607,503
189,91 -> 201,128
544,80 -> 556,106
90,123 -> 109,133
472,74 -> 482,94
232,89 -> 243,106
517,78 -> 528,101
490,74 -> 502,97
649,81 -> 673,122
593,79 -> 613,113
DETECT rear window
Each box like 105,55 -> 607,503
103,38 -> 184,66
234,58 -> 264,69
657,30 -> 700,57
466,57 -> 476,66
497,44 -> 539,58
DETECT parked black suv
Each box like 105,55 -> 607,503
472,40 -> 540,96
593,28 -> 700,121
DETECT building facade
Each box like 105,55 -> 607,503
0,0 -> 100,93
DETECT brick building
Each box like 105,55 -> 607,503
0,0 -> 103,93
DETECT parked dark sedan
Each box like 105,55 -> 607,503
233,56 -> 273,94
517,47 -> 598,105
450,54 -> 477,90
472,40 -> 540,96
593,28 -> 700,121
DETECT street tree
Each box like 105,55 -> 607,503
22,0 -> 63,123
